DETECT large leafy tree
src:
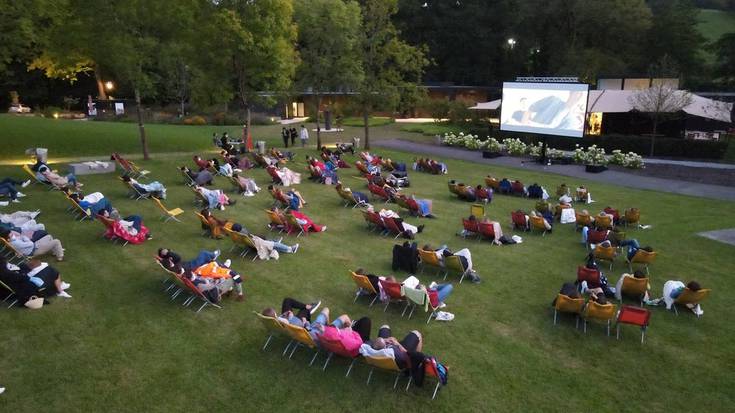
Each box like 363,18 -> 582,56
212,0 -> 298,140
645,0 -> 705,82
709,32 -> 735,87
295,0 -> 364,148
41,0 -> 199,160
355,0 -> 427,149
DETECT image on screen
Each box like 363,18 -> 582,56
500,82 -> 589,138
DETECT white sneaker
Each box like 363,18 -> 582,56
16,192 -> 26,198
0,387 -> 5,394
429,281 -> 438,289
22,179 -> 31,187
213,250 -> 221,259
223,259 -> 232,268
11,199 -> 20,203
439,302 -> 447,309
60,282 -> 71,290
57,291 -> 72,298
321,226 -> 327,232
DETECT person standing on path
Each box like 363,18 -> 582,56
281,127 -> 289,148
290,127 -> 297,146
300,125 -> 309,147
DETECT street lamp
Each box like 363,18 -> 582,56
105,81 -> 114,91
507,38 -> 517,49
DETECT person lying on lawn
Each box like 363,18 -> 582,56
0,210 -> 43,233
231,223 -> 299,257
181,166 -> 213,186
195,186 -> 235,210
0,227 -> 65,261
200,208 -> 232,239
121,175 -> 167,199
67,190 -> 114,216
19,259 -> 72,299
423,243 -> 481,283
268,185 -> 306,210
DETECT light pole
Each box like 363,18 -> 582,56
507,38 -> 517,49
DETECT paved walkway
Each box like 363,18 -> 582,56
374,139 -> 735,202
698,229 -> 735,246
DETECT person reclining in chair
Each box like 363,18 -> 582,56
67,190 -> 114,216
1,210 -> 43,233
178,254 -> 244,301
646,280 -> 704,315
181,166 -> 213,186
269,185 -> 306,210
195,186 -> 235,210
0,227 -> 65,262
0,257 -> 45,305
370,206 -> 423,238
121,175 -> 167,199
38,165 -> 81,190
231,223 -> 299,257
359,325 -> 424,370
18,258 -> 72,299
422,243 -> 481,283
618,239 -> 653,261
614,270 -> 650,302
200,208 -> 232,239
232,173 -> 260,197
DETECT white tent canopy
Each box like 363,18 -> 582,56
470,91 -> 733,123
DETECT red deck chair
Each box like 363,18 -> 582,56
266,166 -> 283,184
511,181 -> 525,196
577,266 -> 601,286
379,279 -> 407,313
383,217 -> 404,239
367,211 -> 386,233
616,305 -> 651,344
319,336 -> 358,377
604,207 -> 620,223
511,211 -> 528,231
406,198 -> 421,215
461,218 -> 480,239
368,182 -> 390,202
181,276 -> 223,313
587,229 -> 609,245
478,221 -> 496,241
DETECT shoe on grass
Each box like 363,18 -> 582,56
22,179 -> 31,187
57,291 -> 72,299
60,282 -> 71,290
16,192 -> 26,198
223,259 -> 231,268
213,250 -> 221,259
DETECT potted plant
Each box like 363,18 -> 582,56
582,145 -> 608,173
481,137 -> 502,158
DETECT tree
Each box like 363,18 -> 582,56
645,0 -> 705,81
630,57 -> 692,156
354,0 -> 427,150
295,0 -> 364,149
710,32 -> 735,87
41,0 -> 200,160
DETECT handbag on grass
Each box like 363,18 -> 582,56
24,296 -> 44,310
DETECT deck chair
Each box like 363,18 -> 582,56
575,211 -> 592,231
223,227 -> 256,260
577,266 -> 601,285
624,208 -> 640,227
368,182 -> 391,203
181,276 -> 223,313
595,215 -> 613,230
151,197 -> 184,223
285,213 -> 306,237
190,186 -> 209,207
616,305 -> 651,344
337,186 -> 364,208
265,209 -> 287,232
582,301 -> 617,336
529,215 -> 548,236
266,166 -> 283,184
619,276 -> 650,306
484,176 -> 499,190
406,360 -> 448,399
364,354 -> 407,388
180,168 -> 196,186
111,153 -> 149,178
511,211 -> 528,231
627,250 -> 657,274
253,311 -> 291,352
355,161 -> 372,175
418,249 -> 443,276
319,336 -> 358,377
448,181 -> 460,195
0,237 -> 29,265
366,211 -> 387,233
556,184 -> 570,197
575,188 -> 588,202
351,271 -> 379,306
97,214 -> 128,245
65,194 -> 93,221
593,244 -> 617,270
380,279 -> 408,313
672,288 -> 711,318
0,279 -> 19,308
22,164 -> 53,189
403,285 -> 440,324
281,323 -> 320,365
461,218 -> 480,239
478,222 -> 497,242
444,255 -> 471,283
470,204 -> 485,218
394,195 -> 413,214
195,212 -> 217,238
119,177 -> 150,200
553,294 -> 585,327
383,217 -> 404,239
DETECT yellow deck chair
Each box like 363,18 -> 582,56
0,237 -> 29,264
65,194 -> 92,221
575,211 -> 592,231
253,311 -> 291,352
364,354 -> 406,388
282,323 -> 320,365
448,181 -> 460,195
418,249 -> 443,276
22,164 -> 52,189
582,301 -> 617,336
624,208 -> 640,227
444,255 -> 471,283
595,215 -> 613,230
0,278 -> 20,308
484,176 -> 499,189
627,250 -> 657,274
593,245 -> 617,270
619,276 -> 650,305
470,204 -> 485,218
194,212 -> 217,238
285,213 -> 305,237
151,197 -> 183,223
222,227 -> 253,259
553,294 -> 585,327
265,209 -> 287,232
673,288 -> 711,318
529,215 -> 548,236
351,271 -> 379,306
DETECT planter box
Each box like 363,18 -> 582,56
585,164 -> 608,173
482,151 -> 502,159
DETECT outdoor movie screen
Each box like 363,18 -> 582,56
500,82 -> 589,138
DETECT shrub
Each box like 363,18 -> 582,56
183,115 -> 207,125
502,138 -> 527,156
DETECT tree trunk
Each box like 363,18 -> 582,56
315,94 -> 322,149
243,105 -> 251,151
179,98 -> 185,118
95,66 -> 107,100
363,107 -> 370,150
650,114 -> 658,157
134,88 -> 150,160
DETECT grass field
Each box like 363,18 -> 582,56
697,9 -> 735,43
341,116 -> 395,127
1,119 -> 734,412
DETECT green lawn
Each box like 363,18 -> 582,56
341,116 -> 395,127
399,122 -> 463,137
1,120 -> 734,412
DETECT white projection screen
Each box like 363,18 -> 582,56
500,82 -> 589,138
